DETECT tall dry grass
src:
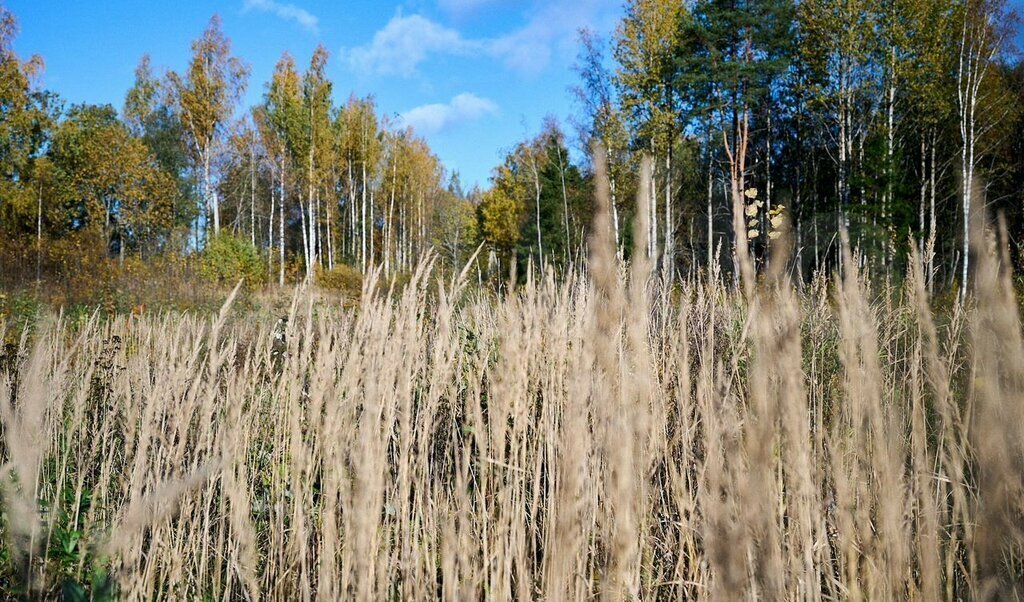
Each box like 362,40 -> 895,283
1,166 -> 1023,600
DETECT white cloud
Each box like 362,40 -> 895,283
243,0 -> 320,35
343,2 -> 618,78
489,28 -> 552,76
343,14 -> 478,76
489,0 -> 620,74
399,93 -> 498,135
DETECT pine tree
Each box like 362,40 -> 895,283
674,0 -> 794,288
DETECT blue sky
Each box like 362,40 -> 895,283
6,0 -> 622,189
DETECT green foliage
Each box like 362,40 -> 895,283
199,234 -> 265,288
431,190 -> 479,269
479,120 -> 590,276
1,0 -> 1021,307
0,4 -> 57,238
674,0 -> 794,117
0,290 -> 41,343
613,0 -> 685,153
315,263 -> 363,297
573,30 -> 637,232
0,467 -> 118,599
166,15 -> 249,236
49,103 -> 178,257
166,15 -> 249,169
518,126 -> 589,269
126,55 -> 198,241
480,164 -> 527,261
0,2 -> 456,303
265,53 -> 304,165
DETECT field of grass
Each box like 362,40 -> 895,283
2,166 -> 1023,600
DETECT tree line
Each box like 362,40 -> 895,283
560,0 -> 1022,297
2,1 -> 1023,295
0,7 -> 473,290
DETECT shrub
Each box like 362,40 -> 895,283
0,290 -> 41,342
315,263 -> 363,298
199,234 -> 265,289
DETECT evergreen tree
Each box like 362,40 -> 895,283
674,0 -> 795,283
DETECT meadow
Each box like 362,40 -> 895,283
1,165 -> 1023,601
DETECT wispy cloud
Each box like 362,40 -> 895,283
491,0 -> 619,74
243,0 -> 320,35
343,2 -> 618,78
342,14 -> 476,77
437,0 -> 504,15
399,93 -> 498,135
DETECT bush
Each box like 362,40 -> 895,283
315,263 -> 363,298
0,290 -> 41,342
199,234 -> 265,289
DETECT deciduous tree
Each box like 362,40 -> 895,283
167,15 -> 249,239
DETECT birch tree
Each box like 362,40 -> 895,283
572,28 -> 634,255
167,15 -> 248,240
901,0 -> 956,290
798,0 -> 876,243
954,0 -> 1010,301
301,45 -> 333,278
614,0 -> 686,278
265,53 -> 302,284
